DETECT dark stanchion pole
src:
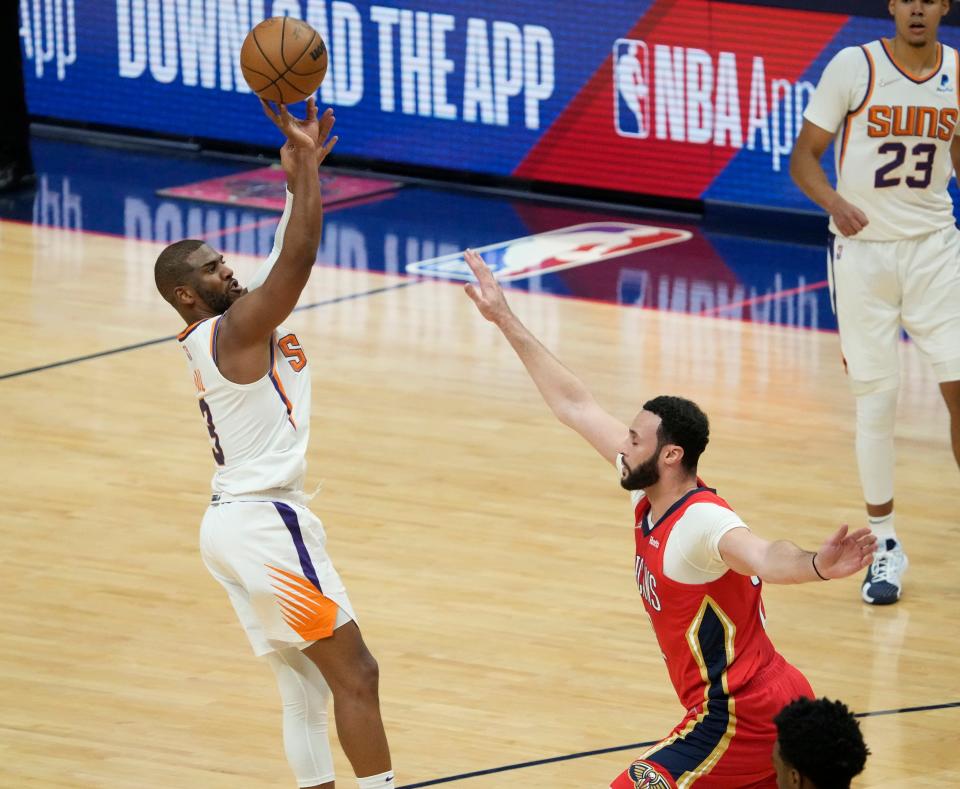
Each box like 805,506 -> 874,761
0,3 -> 35,193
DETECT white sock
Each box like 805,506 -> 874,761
357,770 -> 395,788
868,512 -> 897,545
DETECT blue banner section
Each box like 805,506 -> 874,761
18,1 -> 960,213
702,16 -> 960,212
21,0 -> 646,175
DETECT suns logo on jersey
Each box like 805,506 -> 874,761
628,760 -> 673,789
866,105 -> 958,140
278,333 -> 307,372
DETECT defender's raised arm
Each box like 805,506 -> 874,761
462,249 -> 626,465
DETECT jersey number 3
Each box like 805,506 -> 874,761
278,334 -> 307,372
198,398 -> 225,466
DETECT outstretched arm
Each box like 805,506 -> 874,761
718,524 -> 876,584
246,187 -> 295,292
462,249 -> 627,464
220,98 -> 337,350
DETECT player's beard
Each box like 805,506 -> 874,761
620,445 -> 662,491
195,282 -> 236,315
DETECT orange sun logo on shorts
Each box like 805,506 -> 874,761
628,760 -> 673,789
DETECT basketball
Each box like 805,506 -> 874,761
240,17 -> 328,104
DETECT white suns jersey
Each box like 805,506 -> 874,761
178,317 -> 311,495
804,40 -> 960,241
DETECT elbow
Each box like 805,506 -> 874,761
788,150 -> 803,186
788,143 -> 817,183
293,235 -> 321,267
553,403 -> 578,429
552,395 -> 592,429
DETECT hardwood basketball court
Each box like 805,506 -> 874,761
1,140 -> 957,787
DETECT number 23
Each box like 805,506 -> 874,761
874,142 -> 936,188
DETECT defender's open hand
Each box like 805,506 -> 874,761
463,249 -> 512,325
814,525 -> 877,580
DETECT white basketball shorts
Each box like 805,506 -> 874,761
199,496 -> 356,656
828,225 -> 960,388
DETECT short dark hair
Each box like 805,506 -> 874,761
775,698 -> 869,789
642,395 -> 709,472
154,239 -> 205,305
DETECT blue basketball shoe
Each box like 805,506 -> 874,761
861,538 -> 908,605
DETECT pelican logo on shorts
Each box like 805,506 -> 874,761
406,223 -> 692,282
614,39 -> 651,139
628,760 -> 672,789
18,0 -> 77,80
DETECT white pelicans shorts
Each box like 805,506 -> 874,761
828,225 -> 960,392
199,495 -> 356,656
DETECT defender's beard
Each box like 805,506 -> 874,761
620,447 -> 661,491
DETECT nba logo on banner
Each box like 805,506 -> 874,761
406,223 -> 692,282
614,39 -> 650,139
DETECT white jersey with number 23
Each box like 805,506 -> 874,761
804,39 -> 960,241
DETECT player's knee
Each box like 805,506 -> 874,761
356,650 -> 380,690
850,373 -> 898,398
280,684 -> 328,722
356,651 -> 381,697
332,650 -> 380,703
267,650 -> 330,720
855,386 -> 898,437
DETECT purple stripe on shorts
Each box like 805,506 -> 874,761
273,502 -> 323,592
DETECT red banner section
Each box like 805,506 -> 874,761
515,0 -> 846,198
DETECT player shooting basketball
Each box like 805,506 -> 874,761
153,97 -> 396,789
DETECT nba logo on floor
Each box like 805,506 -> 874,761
406,223 -> 692,282
614,39 -> 650,139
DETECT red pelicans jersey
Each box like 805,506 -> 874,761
805,40 -> 960,240
634,486 -> 775,712
178,317 -> 311,496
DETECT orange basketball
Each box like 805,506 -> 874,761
240,17 -> 328,104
